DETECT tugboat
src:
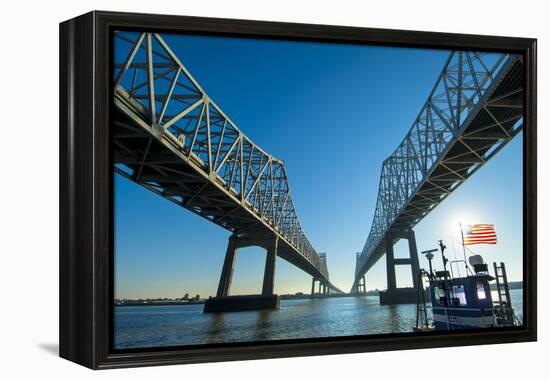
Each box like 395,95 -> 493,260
414,239 -> 517,331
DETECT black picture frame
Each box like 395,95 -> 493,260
59,10 -> 537,369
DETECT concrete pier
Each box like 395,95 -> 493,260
379,229 -> 420,305
356,276 -> 366,294
204,234 -> 281,313
203,294 -> 280,313
379,288 -> 418,305
215,235 -> 239,297
261,237 -> 278,296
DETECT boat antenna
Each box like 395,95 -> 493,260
438,240 -> 448,276
421,249 -> 437,279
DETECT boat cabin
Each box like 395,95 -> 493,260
429,273 -> 496,330
415,241 -> 516,332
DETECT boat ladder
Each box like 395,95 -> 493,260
493,262 -> 515,326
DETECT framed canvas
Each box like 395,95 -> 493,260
59,11 -> 537,369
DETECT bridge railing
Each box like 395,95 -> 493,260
356,51 -> 519,276
114,31 -> 326,278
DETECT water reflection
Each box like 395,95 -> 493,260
205,312 -> 228,342
114,289 -> 523,349
386,305 -> 402,333
253,310 -> 274,341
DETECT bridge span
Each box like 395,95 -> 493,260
112,32 -> 343,311
352,51 -> 523,302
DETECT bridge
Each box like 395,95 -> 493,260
352,51 -> 524,303
112,32 -> 342,312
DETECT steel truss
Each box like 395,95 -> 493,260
113,32 -> 342,293
353,51 -> 524,290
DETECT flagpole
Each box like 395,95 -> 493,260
459,223 -> 469,275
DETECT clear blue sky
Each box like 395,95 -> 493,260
114,33 -> 522,299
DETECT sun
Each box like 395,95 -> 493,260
447,212 -> 478,240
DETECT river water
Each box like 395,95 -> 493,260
114,289 -> 523,349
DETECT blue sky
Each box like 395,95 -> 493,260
114,33 -> 522,299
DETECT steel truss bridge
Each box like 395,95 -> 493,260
352,50 -> 524,293
113,32 -> 343,296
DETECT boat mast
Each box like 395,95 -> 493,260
438,240 -> 448,276
459,223 -> 470,275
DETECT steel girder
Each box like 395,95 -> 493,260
112,32 -> 342,293
353,51 -> 524,291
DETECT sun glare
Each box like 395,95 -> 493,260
447,213 -> 477,240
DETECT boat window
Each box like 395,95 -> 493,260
476,281 -> 487,300
433,286 -> 444,304
452,285 -> 467,306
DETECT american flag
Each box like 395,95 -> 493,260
462,224 -> 497,245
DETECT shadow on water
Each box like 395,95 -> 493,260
253,310 -> 275,341
205,312 -> 228,343
386,305 -> 402,333
204,308 -> 278,343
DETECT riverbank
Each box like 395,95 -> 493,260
116,300 -> 205,307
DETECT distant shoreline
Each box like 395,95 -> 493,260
490,281 -> 523,291
115,293 -> 357,307
116,300 -> 205,307
115,282 -> 523,307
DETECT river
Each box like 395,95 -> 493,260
114,288 -> 523,349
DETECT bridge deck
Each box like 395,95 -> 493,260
112,32 -> 342,293
354,55 -> 523,288
114,102 -> 327,281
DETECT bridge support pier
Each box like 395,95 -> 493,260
215,235 -> 238,298
261,237 -> 278,296
353,252 -> 367,295
311,278 -> 328,297
204,234 -> 281,313
311,278 -> 332,297
355,276 -> 366,295
379,229 -> 420,305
